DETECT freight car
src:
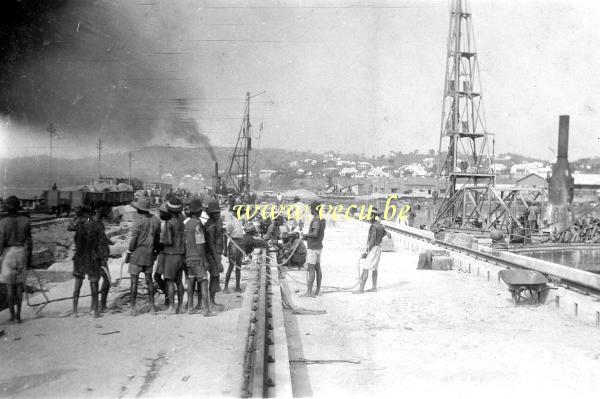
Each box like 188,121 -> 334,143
42,189 -> 134,216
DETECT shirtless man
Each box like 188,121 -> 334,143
301,201 -> 326,297
356,209 -> 386,294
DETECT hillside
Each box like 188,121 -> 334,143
0,146 -> 553,198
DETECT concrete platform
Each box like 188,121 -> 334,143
284,219 -> 600,398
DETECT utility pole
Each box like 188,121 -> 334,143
47,123 -> 58,188
97,138 -> 103,181
128,152 -> 133,185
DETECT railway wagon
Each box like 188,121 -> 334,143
43,189 -> 134,215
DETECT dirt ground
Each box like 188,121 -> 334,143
0,249 -> 251,398
3,215 -> 600,398
284,219 -> 600,398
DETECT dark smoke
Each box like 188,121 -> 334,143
167,99 -> 218,162
0,0 -> 204,148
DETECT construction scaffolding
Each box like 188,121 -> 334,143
433,0 -> 521,232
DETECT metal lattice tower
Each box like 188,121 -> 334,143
228,92 -> 253,194
436,0 -> 494,194
432,0 -> 509,231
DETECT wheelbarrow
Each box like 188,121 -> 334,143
499,269 -> 549,305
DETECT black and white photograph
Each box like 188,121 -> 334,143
1,0 -> 600,397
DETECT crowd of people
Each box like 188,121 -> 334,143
0,193 -> 328,322
1,191 -> 388,323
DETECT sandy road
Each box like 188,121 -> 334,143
284,219 -> 600,398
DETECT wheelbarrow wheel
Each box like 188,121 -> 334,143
511,289 -> 520,304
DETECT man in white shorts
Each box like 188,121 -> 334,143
356,208 -> 386,294
301,201 -> 326,297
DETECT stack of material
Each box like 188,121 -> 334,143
417,249 -> 453,271
551,216 -> 600,243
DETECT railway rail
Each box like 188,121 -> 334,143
241,249 -> 278,398
382,222 -> 600,297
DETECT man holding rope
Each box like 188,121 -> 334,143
301,201 -> 326,297
355,208 -> 386,294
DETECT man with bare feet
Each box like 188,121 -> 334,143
301,201 -> 326,297
184,198 -> 216,317
126,196 -> 160,316
355,208 -> 386,294
68,205 -> 102,317
162,197 -> 186,314
0,196 -> 32,323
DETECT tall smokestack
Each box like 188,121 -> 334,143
558,115 -> 569,158
214,161 -> 219,177
548,115 -> 574,231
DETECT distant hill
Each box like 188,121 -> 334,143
0,146 -> 567,198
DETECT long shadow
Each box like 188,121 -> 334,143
0,368 -> 76,397
283,309 -> 313,397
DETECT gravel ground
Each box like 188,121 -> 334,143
285,219 -> 600,398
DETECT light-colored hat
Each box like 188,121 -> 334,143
131,196 -> 152,212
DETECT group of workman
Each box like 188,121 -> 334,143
1,192 -> 387,323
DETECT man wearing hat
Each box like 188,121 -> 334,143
0,196 -> 32,323
301,201 -> 326,297
153,203 -> 170,308
183,198 -> 216,317
161,197 -> 186,314
203,199 -> 225,311
356,208 -> 386,294
126,196 -> 161,316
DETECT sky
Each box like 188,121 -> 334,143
0,0 -> 599,161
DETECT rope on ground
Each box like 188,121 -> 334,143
278,266 -> 326,315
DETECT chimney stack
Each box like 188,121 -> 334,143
558,115 -> 569,158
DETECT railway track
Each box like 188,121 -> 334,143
241,249 -> 278,398
31,216 -> 68,229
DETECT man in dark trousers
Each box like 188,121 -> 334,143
225,222 -> 269,293
161,197 -> 186,314
68,205 -> 102,317
0,196 -> 32,323
125,196 -> 160,316
301,201 -> 326,297
203,199 -> 225,311
184,198 -> 216,317
356,209 -> 386,294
